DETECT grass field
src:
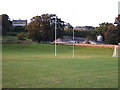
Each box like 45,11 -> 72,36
2,32 -> 27,41
2,43 -> 118,88
2,36 -> 18,40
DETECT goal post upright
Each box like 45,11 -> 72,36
112,45 -> 117,57
72,8 -> 75,58
73,27 -> 74,58
55,16 -> 57,56
112,45 -> 119,57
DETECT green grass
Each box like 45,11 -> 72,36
2,36 -> 18,40
2,44 -> 118,88
2,32 -> 28,41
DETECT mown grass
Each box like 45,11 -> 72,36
2,32 -> 28,41
2,36 -> 18,40
2,44 -> 118,88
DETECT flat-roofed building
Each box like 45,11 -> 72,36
75,26 -> 96,31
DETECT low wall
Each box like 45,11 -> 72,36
51,42 -> 117,49
75,44 -> 116,49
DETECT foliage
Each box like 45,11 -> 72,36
64,23 -> 73,31
65,30 -> 92,38
17,32 -> 25,40
0,15 -> 2,33
85,36 -> 91,44
106,25 -> 118,44
118,25 -> 120,43
12,26 -> 26,32
2,14 -> 12,35
92,22 -> 119,44
93,22 -> 112,41
26,14 -> 65,42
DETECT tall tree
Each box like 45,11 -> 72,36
26,14 -> 65,42
64,23 -> 73,31
106,25 -> 118,44
0,15 -> 2,35
115,15 -> 120,43
2,14 -> 11,35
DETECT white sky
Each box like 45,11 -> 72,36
0,0 -> 119,27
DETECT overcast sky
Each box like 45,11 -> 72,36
0,0 -> 119,27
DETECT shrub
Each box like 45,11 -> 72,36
17,32 -> 25,40
85,36 -> 91,44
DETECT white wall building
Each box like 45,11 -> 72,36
12,19 -> 27,27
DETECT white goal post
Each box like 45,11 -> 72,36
112,45 -> 119,57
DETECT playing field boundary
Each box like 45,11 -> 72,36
2,40 -> 117,49
51,42 -> 116,49
74,43 -> 116,49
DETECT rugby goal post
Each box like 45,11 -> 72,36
112,45 -> 120,57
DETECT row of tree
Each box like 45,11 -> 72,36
1,14 -> 119,44
65,22 -> 119,44
65,30 -> 92,38
93,22 -> 119,44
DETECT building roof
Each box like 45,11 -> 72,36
12,19 -> 27,22
12,19 -> 27,26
